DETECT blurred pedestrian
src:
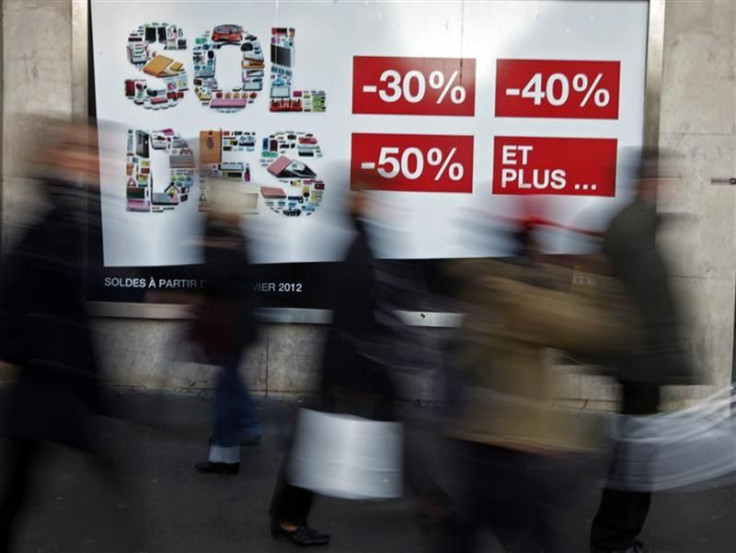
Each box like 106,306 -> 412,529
192,179 -> 262,475
268,189 -> 390,547
0,118 -> 113,553
438,222 -> 634,553
590,148 -> 696,553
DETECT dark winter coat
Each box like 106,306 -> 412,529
602,198 -> 695,385
319,219 -> 394,404
0,193 -> 102,449
189,219 -> 258,365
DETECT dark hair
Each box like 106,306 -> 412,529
636,146 -> 675,180
510,224 -> 536,259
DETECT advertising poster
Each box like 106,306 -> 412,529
89,0 -> 649,306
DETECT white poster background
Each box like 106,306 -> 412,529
91,0 -> 648,267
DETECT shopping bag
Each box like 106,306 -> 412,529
608,386 -> 736,491
288,408 -> 403,500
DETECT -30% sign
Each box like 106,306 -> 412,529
353,57 -> 476,116
351,134 -> 473,193
374,69 -> 466,105
495,59 -> 620,119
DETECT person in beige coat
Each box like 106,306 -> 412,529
438,227 -> 636,553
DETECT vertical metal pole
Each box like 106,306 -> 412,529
644,0 -> 665,149
71,0 -> 88,119
72,0 -> 91,297
0,1 -> 5,256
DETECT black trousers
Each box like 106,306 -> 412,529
0,440 -> 35,553
0,435 -> 137,553
590,382 -> 661,552
437,440 -> 580,553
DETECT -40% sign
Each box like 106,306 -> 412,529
495,59 -> 620,119
511,72 -> 610,108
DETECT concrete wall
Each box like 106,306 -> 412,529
1,0 -> 734,403
1,0 -> 73,252
557,1 -> 736,408
658,1 -> 736,402
94,319 -> 442,400
94,319 -> 328,396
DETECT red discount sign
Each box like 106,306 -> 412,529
352,57 -> 476,116
351,133 -> 473,193
492,137 -> 617,197
495,59 -> 620,119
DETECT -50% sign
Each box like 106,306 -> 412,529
353,57 -> 476,116
351,134 -> 473,193
495,59 -> 620,119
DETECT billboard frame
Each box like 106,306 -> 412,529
78,0 -> 666,323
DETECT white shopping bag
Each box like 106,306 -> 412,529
608,386 -> 736,491
288,409 -> 404,500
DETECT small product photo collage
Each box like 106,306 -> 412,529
125,129 -> 196,213
124,129 -> 324,218
193,25 -> 265,112
123,23 -> 326,113
260,131 -> 325,216
199,129 -> 257,212
269,27 -> 326,112
124,22 -> 188,110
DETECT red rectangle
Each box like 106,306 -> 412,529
351,133 -> 473,193
495,59 -> 620,119
352,57 -> 476,116
261,186 -> 286,199
493,137 -> 617,197
211,97 -> 248,108
267,156 -> 292,176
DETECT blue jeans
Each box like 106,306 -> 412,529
212,363 -> 261,448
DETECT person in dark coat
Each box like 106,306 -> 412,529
590,148 -> 696,553
268,190 -> 394,547
319,194 -> 394,413
0,120 -> 109,553
192,179 -> 261,474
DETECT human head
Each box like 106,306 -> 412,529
347,179 -> 374,221
9,115 -> 100,217
635,147 -> 677,202
204,178 -> 249,226
30,116 -> 100,187
510,221 -> 541,261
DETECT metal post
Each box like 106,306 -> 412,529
644,0 -> 665,149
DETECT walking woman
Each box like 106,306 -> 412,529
192,179 -> 261,474
268,189 -> 392,547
